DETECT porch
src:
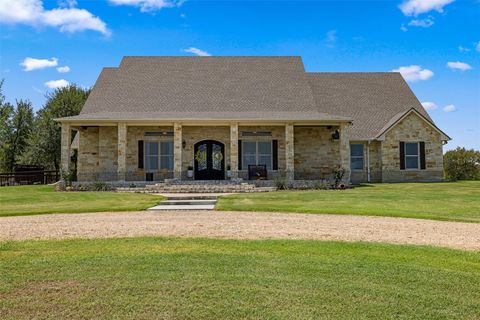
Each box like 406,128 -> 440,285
61,121 -> 351,183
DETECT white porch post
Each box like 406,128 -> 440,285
60,122 -> 72,173
230,123 -> 239,179
174,122 -> 183,180
285,123 -> 295,181
117,122 -> 127,181
339,122 -> 351,183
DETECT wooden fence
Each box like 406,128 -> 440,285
0,170 -> 59,187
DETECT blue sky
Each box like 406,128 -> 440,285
0,0 -> 479,150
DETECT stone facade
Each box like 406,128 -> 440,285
71,115 -> 444,183
381,112 -> 444,182
294,126 -> 340,180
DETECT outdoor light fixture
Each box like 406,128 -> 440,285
331,129 -> 340,140
182,140 -> 186,149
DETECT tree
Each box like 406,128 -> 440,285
23,85 -> 90,170
444,147 -> 480,181
0,99 -> 34,172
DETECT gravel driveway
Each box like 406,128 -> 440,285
1,211 -> 479,251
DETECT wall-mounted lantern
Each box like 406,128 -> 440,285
331,129 -> 340,140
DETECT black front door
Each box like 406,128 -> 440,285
194,140 -> 225,180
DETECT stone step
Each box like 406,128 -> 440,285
160,199 -> 217,206
147,204 -> 215,210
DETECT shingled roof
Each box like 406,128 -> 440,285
63,56 -> 349,122
307,72 -> 434,140
59,56 -> 442,140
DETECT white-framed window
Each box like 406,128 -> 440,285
242,141 -> 272,170
145,141 -> 174,171
405,142 -> 419,169
350,143 -> 364,171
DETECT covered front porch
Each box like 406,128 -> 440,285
60,120 -> 351,183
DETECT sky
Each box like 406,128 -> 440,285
0,0 -> 479,151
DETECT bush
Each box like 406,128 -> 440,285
444,147 -> 480,181
92,182 -> 113,192
274,177 -> 289,190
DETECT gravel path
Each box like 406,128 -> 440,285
1,211 -> 479,251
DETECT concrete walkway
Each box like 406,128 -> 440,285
1,211 -> 479,251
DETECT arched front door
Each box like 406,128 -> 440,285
194,140 -> 225,180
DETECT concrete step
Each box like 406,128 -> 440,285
147,204 -> 215,210
160,199 -> 217,206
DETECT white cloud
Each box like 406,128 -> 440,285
325,29 -> 337,47
58,0 -> 77,7
109,0 -> 183,12
20,57 -> 58,71
447,61 -> 473,71
421,102 -> 438,110
183,47 -> 211,56
399,0 -> 455,16
57,66 -> 70,73
0,0 -> 110,36
408,17 -> 434,27
443,104 -> 456,112
400,24 -> 408,32
391,65 -> 434,82
476,41 -> 480,52
458,46 -> 470,52
45,79 -> 69,89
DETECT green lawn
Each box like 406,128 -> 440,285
217,181 -> 480,223
0,185 -> 161,217
0,237 -> 478,319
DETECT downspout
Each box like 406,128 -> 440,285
367,140 -> 371,183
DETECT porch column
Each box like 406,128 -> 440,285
117,122 -> 127,181
60,122 -> 71,173
230,123 -> 239,179
174,122 -> 183,179
285,123 -> 295,181
339,122 -> 351,183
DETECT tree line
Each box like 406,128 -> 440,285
0,80 -> 90,172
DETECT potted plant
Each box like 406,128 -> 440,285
187,165 -> 194,178
226,164 -> 232,178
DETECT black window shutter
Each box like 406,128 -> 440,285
138,140 -> 144,169
238,140 -> 242,170
419,142 -> 426,170
272,139 -> 278,170
399,142 -> 405,170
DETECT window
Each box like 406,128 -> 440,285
145,141 -> 174,171
350,144 -> 364,170
242,141 -> 273,170
405,142 -> 419,169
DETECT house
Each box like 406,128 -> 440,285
57,56 -> 450,184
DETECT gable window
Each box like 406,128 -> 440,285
405,142 -> 419,169
145,141 -> 174,171
242,141 -> 272,170
350,144 -> 364,170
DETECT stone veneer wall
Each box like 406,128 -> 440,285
77,127 -> 99,181
381,112 -> 444,182
294,126 -> 340,180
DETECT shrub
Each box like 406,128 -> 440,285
274,177 -> 289,190
333,167 -> 346,187
92,182 -> 113,191
313,180 -> 329,190
444,147 -> 480,181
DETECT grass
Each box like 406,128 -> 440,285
0,237 -> 479,319
0,185 -> 161,217
217,181 -> 480,223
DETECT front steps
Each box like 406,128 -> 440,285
148,194 -> 218,210
118,180 -> 276,194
